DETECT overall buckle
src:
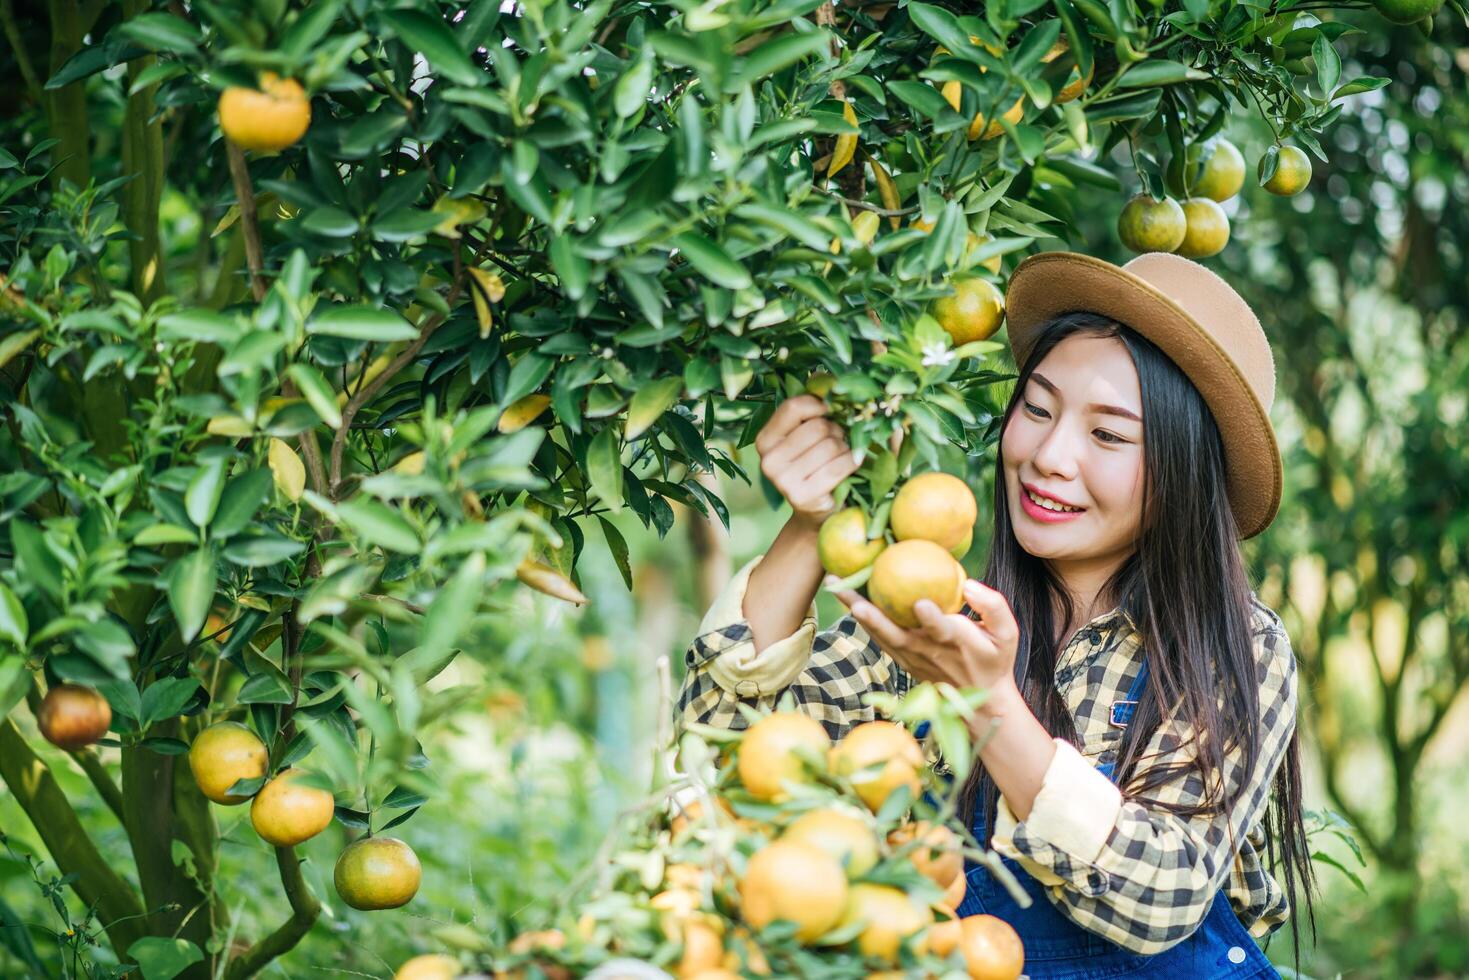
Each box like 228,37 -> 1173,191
1109,700 -> 1138,729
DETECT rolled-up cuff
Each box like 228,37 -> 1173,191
1024,740 -> 1123,863
690,555 -> 818,698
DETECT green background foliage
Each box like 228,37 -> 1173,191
1,0 -> 1466,976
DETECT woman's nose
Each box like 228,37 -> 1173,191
1031,421 -> 1081,480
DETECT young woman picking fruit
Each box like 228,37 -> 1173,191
678,252 -> 1311,977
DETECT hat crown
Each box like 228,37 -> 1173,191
1119,252 -> 1275,411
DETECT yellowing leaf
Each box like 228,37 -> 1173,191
828,99 -> 859,178
868,152 -> 902,230
498,394 -> 551,433
430,196 -> 487,238
393,450 -> 426,475
516,558 -> 588,605
207,415 -> 253,437
268,438 -> 306,501
336,354 -> 394,408
466,267 -> 505,340
852,211 -> 881,245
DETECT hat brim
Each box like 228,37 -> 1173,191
1004,252 -> 1281,539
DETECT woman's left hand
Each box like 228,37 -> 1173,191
833,578 -> 1021,693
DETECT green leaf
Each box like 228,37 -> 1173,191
141,677 -> 203,726
625,377 -> 683,439
157,309 -> 239,344
299,206 -> 360,237
734,30 -> 830,82
0,583 -> 27,650
379,9 -> 482,87
286,364 -> 344,427
732,203 -> 832,251
671,232 -> 751,289
185,456 -> 227,529
236,672 -> 292,705
614,56 -> 653,118
550,235 -> 590,300
135,523 -> 201,546
127,937 -> 204,980
598,516 -> 632,590
0,659 -> 30,727
907,3 -> 976,59
1313,34 -> 1341,96
73,619 -> 135,678
1333,76 -> 1389,98
336,498 -> 421,554
222,535 -> 306,567
1116,60 -> 1208,88
211,469 -> 273,539
419,552 -> 485,667
587,428 -> 625,513
167,550 -> 216,644
115,14 -> 200,56
887,80 -> 967,131
307,304 -> 418,341
11,522 -> 62,600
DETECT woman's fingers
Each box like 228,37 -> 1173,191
796,442 -> 862,495
963,580 -> 1019,645
754,395 -> 828,455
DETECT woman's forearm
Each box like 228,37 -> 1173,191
743,515 -> 826,654
967,680 -> 1058,821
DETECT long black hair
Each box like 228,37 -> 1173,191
959,311 -> 1315,950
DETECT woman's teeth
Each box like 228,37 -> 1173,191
1026,489 -> 1082,513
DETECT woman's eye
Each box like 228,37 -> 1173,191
1023,401 -> 1049,418
1094,430 -> 1124,444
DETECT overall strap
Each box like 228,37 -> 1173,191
1108,660 -> 1150,730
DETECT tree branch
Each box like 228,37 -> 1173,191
224,140 -> 268,304
0,719 -> 147,958
221,845 -> 321,980
0,0 -> 42,103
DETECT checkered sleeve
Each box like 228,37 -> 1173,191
992,602 -> 1299,954
675,556 -> 909,742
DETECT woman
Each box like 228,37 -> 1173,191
677,252 -> 1313,978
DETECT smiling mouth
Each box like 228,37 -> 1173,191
1023,487 -> 1085,513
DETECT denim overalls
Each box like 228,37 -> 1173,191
939,663 -> 1281,979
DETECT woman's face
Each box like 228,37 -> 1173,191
1001,333 -> 1146,569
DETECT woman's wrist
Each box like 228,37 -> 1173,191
967,676 -> 1026,729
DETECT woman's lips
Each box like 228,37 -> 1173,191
1017,486 -> 1086,523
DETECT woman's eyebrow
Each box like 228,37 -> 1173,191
1029,372 -> 1142,422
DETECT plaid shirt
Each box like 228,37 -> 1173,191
676,558 -> 1297,955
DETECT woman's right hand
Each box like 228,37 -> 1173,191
754,395 -> 862,531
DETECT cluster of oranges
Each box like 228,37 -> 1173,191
1118,137 -> 1313,259
187,720 -> 423,911
819,472 -> 978,629
390,709 -> 1023,979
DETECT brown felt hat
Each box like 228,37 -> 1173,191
1004,251 -> 1281,539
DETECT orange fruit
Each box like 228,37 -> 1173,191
678,918 -> 725,978
1117,195 -> 1186,254
837,883 -> 933,962
393,954 -> 460,980
805,371 -> 837,398
218,73 -> 310,152
1261,145 -> 1312,196
956,914 -> 1025,980
1192,138 -> 1245,202
737,712 -> 831,802
36,684 -> 112,750
828,720 -> 925,812
964,232 -> 1004,275
890,472 -> 978,554
189,721 -> 269,805
507,929 -> 566,955
889,821 -> 964,888
818,507 -> 887,578
781,807 -> 880,878
205,609 -> 234,643
925,915 -> 962,956
940,871 -> 968,911
670,795 -> 737,836
739,840 -> 848,942
932,278 -> 1005,346
333,837 -> 422,910
1176,198 -> 1230,258
867,539 -> 965,630
250,769 -> 335,846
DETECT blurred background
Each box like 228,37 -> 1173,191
4,14 -> 1468,980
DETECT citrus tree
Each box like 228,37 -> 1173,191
0,0 -> 1428,975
